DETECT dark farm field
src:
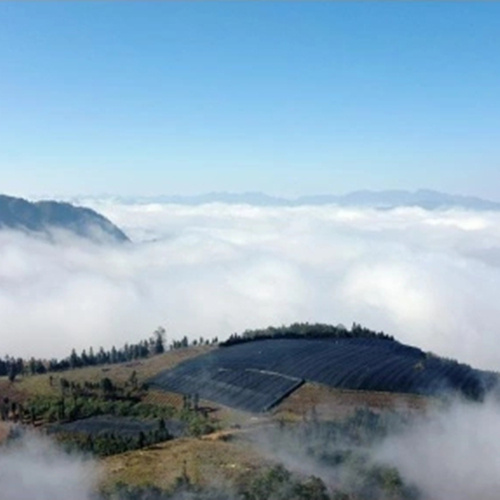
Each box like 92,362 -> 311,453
150,338 -> 499,412
49,415 -> 186,439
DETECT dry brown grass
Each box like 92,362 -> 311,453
16,346 -> 212,399
101,434 -> 269,490
273,382 -> 431,422
141,389 -> 186,410
0,378 -> 29,403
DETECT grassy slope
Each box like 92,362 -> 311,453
1,344 -> 438,491
102,434 -> 268,491
100,385 -> 434,491
15,345 -> 212,399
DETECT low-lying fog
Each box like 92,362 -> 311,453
255,397 -> 500,500
1,201 -> 500,370
0,433 -> 97,500
4,398 -> 500,500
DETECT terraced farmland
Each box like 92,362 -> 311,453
150,338 -> 499,412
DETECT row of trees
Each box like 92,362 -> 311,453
170,335 -> 218,349
221,322 -> 395,347
0,357 -> 24,382
1,328 -> 221,382
2,323 -> 394,381
0,327 -> 167,381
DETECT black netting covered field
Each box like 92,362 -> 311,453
149,338 -> 499,413
151,366 -> 303,413
50,416 -> 186,438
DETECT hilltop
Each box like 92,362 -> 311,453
0,194 -> 129,243
1,323 -> 497,499
150,323 -> 497,412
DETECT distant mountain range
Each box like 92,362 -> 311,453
0,194 -> 129,243
82,189 -> 500,211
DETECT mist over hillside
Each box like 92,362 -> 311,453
4,395 -> 500,500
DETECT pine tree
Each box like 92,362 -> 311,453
154,327 -> 166,354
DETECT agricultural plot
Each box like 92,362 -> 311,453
151,367 -> 303,413
150,338 -> 499,412
50,415 -> 186,438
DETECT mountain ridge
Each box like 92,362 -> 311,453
74,189 -> 500,211
0,194 -> 129,243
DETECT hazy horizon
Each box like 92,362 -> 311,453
6,187 -> 500,209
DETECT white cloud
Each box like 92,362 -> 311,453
377,398 -> 500,500
0,433 -> 97,500
1,202 -> 500,370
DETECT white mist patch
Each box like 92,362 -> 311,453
377,399 -> 500,500
2,202 -> 500,370
0,434 -> 97,500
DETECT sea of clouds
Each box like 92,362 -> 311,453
1,201 -> 500,371
3,201 -> 500,497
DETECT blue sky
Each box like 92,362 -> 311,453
1,2 -> 499,199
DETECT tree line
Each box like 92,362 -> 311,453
221,322 -> 395,347
1,322 -> 396,381
1,327 -> 221,382
0,327 -> 168,381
